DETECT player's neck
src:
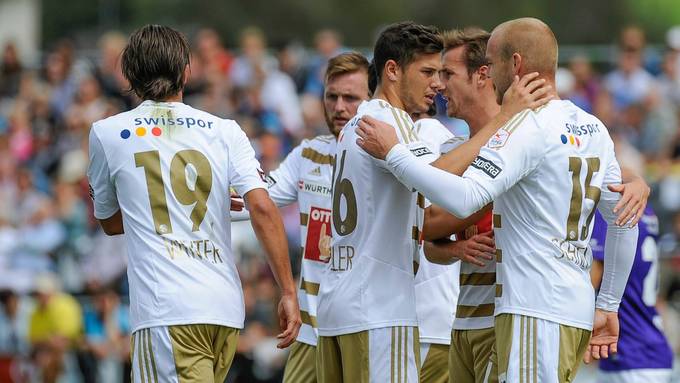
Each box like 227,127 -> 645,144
467,99 -> 500,137
373,85 -> 406,112
156,92 -> 183,103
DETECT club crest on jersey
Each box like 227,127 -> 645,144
488,128 -> 511,149
305,207 -> 332,263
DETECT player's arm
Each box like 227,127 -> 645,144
423,204 -> 492,240
423,232 -> 495,266
590,260 -> 604,290
87,126 -> 123,235
227,123 -> 301,348
607,166 -> 650,227
585,155 -> 638,364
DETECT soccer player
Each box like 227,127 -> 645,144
590,207 -> 674,383
270,52 -> 371,383
355,18 -> 641,382
87,25 -> 300,382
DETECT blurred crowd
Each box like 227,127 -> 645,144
0,23 -> 680,382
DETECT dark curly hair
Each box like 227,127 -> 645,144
373,21 -> 443,83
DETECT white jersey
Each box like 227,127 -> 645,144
413,118 -> 460,344
462,100 -> 623,330
87,100 -> 266,332
267,135 -> 336,346
317,99 -> 437,336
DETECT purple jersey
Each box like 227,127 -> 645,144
591,206 -> 673,371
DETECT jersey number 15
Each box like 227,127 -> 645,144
566,157 -> 601,241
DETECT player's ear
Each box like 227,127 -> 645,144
511,53 -> 522,75
476,65 -> 490,87
385,59 -> 400,82
182,64 -> 191,86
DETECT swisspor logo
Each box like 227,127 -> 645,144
305,207 -> 332,263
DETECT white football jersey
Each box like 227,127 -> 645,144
267,135 -> 336,346
317,99 -> 437,336
87,100 -> 266,332
462,100 -> 622,330
413,118 -> 460,345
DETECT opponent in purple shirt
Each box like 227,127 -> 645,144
590,206 -> 674,382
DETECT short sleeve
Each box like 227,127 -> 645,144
462,110 -> 546,201
600,141 -> 623,202
87,127 -> 119,219
226,121 -> 268,197
267,144 -> 303,206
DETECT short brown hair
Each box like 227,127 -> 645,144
121,25 -> 190,101
324,51 -> 370,84
443,27 -> 490,78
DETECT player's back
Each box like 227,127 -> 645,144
317,99 -> 436,335
490,100 -> 620,330
591,208 -> 674,371
89,100 -> 262,332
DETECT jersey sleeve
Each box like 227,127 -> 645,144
590,211 -> 607,262
226,121 -> 268,197
267,144 -> 303,206
362,108 -> 438,170
461,110 -> 546,202
87,126 -> 119,219
600,140 -> 623,202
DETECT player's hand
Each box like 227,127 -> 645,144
500,72 -> 554,118
608,176 -> 649,227
318,223 -> 331,262
444,231 -> 495,267
356,115 -> 399,160
584,309 -> 619,364
276,293 -> 301,349
230,192 -> 244,212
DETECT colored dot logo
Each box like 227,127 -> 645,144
121,126 -> 163,139
560,134 -> 581,147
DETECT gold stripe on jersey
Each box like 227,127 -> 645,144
520,316 -> 525,383
456,303 -> 495,318
503,109 -> 531,134
390,108 -> 411,144
398,326 -> 403,382
143,329 -> 153,383
495,249 -> 503,263
493,214 -> 502,228
417,193 -> 425,208
300,278 -> 320,295
460,272 -> 496,286
391,327 -> 396,383
300,310 -> 318,328
412,226 -> 420,241
300,213 -> 309,226
301,147 -> 334,165
145,329 -> 158,383
496,284 -> 503,298
398,110 -> 418,142
136,334 -> 145,383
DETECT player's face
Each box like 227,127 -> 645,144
400,53 -> 443,114
440,47 -> 476,119
486,34 -> 513,105
324,70 -> 370,136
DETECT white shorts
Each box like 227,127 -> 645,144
597,368 -> 673,383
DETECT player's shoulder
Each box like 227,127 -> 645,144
298,135 -> 335,165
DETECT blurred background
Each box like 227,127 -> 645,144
1,0 -> 680,382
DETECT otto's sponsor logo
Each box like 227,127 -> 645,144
298,180 -> 332,196
305,207 -> 332,263
471,156 -> 502,178
551,238 -> 592,270
488,129 -> 510,149
410,146 -> 433,157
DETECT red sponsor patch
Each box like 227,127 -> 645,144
305,207 -> 332,263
